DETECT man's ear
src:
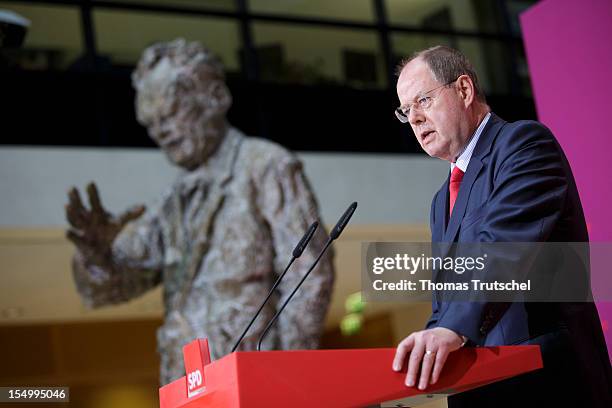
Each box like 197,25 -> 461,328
457,74 -> 475,108
208,80 -> 233,115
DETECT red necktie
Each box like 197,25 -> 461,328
449,167 -> 464,216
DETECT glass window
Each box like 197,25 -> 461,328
97,0 -> 237,11
506,0 -> 539,35
0,3 -> 83,70
457,38 -> 516,96
392,33 -> 523,97
252,23 -> 385,88
94,10 -> 241,71
391,32 -> 455,70
513,41 -> 532,97
249,0 -> 374,22
387,0 -> 490,33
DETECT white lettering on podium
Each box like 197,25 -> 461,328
187,369 -> 202,392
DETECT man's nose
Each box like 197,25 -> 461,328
408,107 -> 425,126
150,118 -> 172,141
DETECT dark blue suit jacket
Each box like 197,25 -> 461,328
426,113 -> 611,406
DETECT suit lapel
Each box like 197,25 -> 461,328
431,182 -> 447,289
432,178 -> 449,242
442,113 -> 506,243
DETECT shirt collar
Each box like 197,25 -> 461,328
451,112 -> 491,172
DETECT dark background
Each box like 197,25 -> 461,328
0,0 -> 539,153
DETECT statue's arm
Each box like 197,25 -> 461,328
258,155 -> 335,349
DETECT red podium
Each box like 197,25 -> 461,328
159,339 -> 542,408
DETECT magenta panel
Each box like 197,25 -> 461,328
520,0 -> 612,358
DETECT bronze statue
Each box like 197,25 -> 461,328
65,39 -> 334,385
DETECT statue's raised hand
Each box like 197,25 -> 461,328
65,182 -> 145,265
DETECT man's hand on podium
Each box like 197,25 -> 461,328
392,327 -> 464,391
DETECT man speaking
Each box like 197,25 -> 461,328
391,46 -> 611,407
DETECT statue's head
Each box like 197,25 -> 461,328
132,39 -> 232,169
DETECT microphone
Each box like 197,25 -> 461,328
293,220 -> 319,258
330,201 -> 358,240
257,202 -> 358,351
230,221 -> 319,353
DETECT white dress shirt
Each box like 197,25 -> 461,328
451,112 -> 491,172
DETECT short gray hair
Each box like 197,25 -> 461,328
396,45 -> 486,103
132,38 -> 225,89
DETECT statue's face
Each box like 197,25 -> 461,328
135,58 -> 230,169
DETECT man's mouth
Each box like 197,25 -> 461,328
160,138 -> 182,148
421,130 -> 435,143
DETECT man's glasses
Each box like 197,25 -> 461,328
395,77 -> 459,123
